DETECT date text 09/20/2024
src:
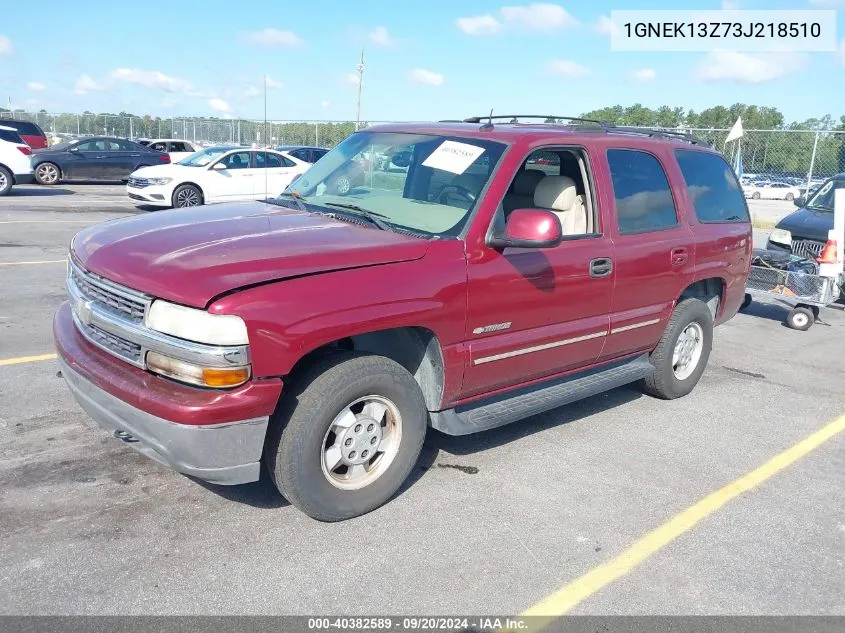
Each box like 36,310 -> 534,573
307,617 -> 528,631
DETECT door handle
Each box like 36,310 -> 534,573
671,247 -> 689,266
589,258 -> 613,278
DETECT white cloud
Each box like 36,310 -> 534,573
320,100 -> 331,108
595,15 -> 620,37
73,74 -> 104,95
209,97 -> 231,113
697,50 -> 808,83
721,0 -> 740,9
244,28 -> 303,47
368,26 -> 392,47
344,72 -> 361,85
633,68 -> 656,82
265,76 -> 284,90
547,59 -> 589,77
410,68 -> 445,85
110,68 -> 191,93
27,82 -> 46,91
456,14 -> 501,35
0,35 -> 12,56
499,3 -> 577,32
458,4 -> 575,35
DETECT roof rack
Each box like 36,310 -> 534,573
462,115 -> 609,126
604,126 -> 705,145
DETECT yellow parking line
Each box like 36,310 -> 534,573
0,260 -> 65,266
520,413 -> 845,626
0,353 -> 58,366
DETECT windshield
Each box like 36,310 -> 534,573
178,147 -> 231,166
282,131 -> 507,237
805,178 -> 844,212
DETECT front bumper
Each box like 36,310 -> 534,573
54,302 -> 283,485
126,184 -> 171,207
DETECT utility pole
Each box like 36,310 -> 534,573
355,48 -> 364,130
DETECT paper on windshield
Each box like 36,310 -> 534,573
422,141 -> 485,175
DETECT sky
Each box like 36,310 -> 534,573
0,0 -> 843,124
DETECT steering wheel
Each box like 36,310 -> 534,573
437,184 -> 477,206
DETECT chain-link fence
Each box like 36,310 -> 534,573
4,111 -> 844,188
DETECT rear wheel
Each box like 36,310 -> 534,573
172,184 -> 203,208
640,298 -> 713,400
266,352 -> 427,522
35,162 -> 60,185
751,192 -> 761,200
785,192 -> 794,201
0,166 -> 12,196
786,306 -> 814,331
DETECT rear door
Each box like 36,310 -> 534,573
253,151 -> 298,197
598,146 -> 695,362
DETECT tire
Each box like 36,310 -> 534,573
640,298 -> 714,400
171,184 -> 203,208
751,192 -> 761,200
0,166 -> 12,196
785,193 -> 794,201
266,352 -> 427,522
786,306 -> 814,331
34,162 -> 60,185
330,175 -> 351,195
740,293 -> 752,312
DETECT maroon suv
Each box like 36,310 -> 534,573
54,117 -> 751,521
0,118 -> 48,149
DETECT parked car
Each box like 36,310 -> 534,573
743,180 -> 803,201
0,125 -> 35,196
31,136 -> 170,185
126,146 -> 310,208
144,139 -> 200,163
0,118 -> 48,149
275,145 -> 329,164
54,120 -> 751,521
766,174 -> 845,265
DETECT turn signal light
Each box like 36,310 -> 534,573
145,350 -> 250,388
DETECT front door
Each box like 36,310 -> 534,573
205,150 -> 254,202
66,139 -> 108,180
462,147 -> 615,399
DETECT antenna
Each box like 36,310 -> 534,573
355,49 -> 365,131
480,108 -> 494,130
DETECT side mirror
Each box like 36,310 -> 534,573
212,162 -> 227,170
793,196 -> 806,208
391,151 -> 412,168
488,208 -> 563,250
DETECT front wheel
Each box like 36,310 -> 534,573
785,193 -> 794,201
640,298 -> 713,400
751,192 -> 761,200
786,306 -> 814,331
266,352 -> 427,521
171,184 -> 203,208
0,166 -> 12,196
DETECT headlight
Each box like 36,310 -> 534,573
147,177 -> 172,185
769,228 -> 792,246
146,350 -> 250,388
144,300 -> 249,345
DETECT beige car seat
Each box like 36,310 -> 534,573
533,175 -> 588,236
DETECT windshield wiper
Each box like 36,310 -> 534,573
321,202 -> 392,231
272,191 -> 307,212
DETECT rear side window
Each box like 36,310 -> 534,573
171,142 -> 190,153
674,150 -> 750,223
607,149 -> 679,235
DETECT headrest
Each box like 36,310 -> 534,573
534,175 -> 577,212
511,169 -> 545,196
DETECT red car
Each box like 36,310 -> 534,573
0,118 -> 48,149
54,117 -> 751,521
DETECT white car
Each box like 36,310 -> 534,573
0,124 -> 35,196
142,139 -> 200,163
743,180 -> 803,201
126,146 -> 310,208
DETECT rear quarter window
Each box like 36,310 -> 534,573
0,129 -> 24,143
674,150 -> 750,223
0,120 -> 44,136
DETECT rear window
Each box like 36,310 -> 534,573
0,120 -> 44,136
674,149 -> 750,223
0,129 -> 24,144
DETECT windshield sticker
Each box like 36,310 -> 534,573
422,141 -> 486,175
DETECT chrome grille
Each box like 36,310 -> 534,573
69,259 -> 148,323
80,319 -> 143,364
791,239 -> 825,259
127,177 -> 150,188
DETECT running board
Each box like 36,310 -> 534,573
429,354 -> 654,436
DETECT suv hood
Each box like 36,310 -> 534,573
71,201 -> 430,308
776,206 -> 834,242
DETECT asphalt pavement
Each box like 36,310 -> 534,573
0,186 -> 842,616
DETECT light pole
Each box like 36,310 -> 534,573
355,49 -> 364,130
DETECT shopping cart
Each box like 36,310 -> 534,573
741,250 -> 840,330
